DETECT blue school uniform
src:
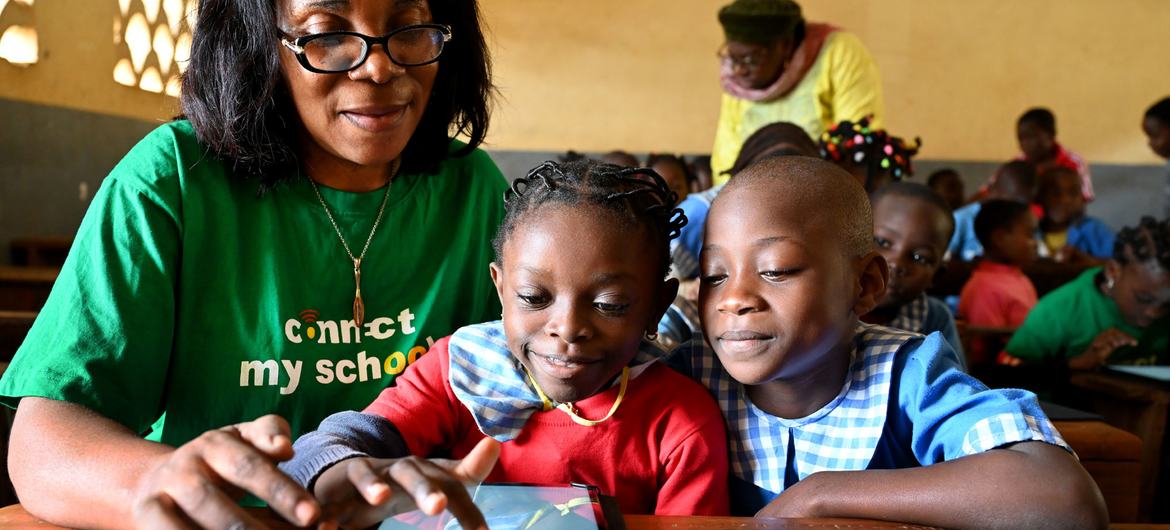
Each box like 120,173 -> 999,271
888,294 -> 966,370
947,202 -> 983,261
667,324 -> 1069,515
1040,216 -> 1116,259
670,184 -> 724,279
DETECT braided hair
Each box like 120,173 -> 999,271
493,160 -> 688,279
1114,217 -> 1170,271
819,116 -> 921,190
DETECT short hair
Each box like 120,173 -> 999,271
926,168 -> 960,188
1114,216 -> 1170,271
719,156 -> 873,257
600,150 -> 640,167
994,160 -> 1038,195
646,153 -> 694,186
973,200 -> 1031,249
1146,97 -> 1170,127
871,182 -> 956,242
724,121 -> 818,178
1018,107 -> 1057,135
1037,166 -> 1079,198
493,160 -> 687,279
180,0 -> 492,189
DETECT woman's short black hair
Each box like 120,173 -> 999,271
493,160 -> 687,279
180,0 -> 493,189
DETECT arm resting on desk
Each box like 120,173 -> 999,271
7,397 -> 320,530
759,441 -> 1108,530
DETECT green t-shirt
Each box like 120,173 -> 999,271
1006,267 -> 1170,365
0,121 -> 507,446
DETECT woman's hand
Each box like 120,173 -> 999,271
313,437 -> 501,530
1068,327 -> 1137,370
130,415 -> 321,530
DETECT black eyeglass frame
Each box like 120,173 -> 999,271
279,23 -> 452,73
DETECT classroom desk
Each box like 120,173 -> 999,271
0,267 -> 58,312
1070,369 -> 1170,522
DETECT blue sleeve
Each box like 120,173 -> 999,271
670,195 -> 710,280
925,297 -> 966,372
891,333 -> 1070,465
280,411 -> 410,489
1087,218 -> 1116,258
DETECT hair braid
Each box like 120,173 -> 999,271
1115,216 -> 1170,270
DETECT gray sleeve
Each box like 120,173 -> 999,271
279,410 -> 410,490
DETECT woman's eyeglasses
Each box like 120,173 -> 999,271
280,23 -> 452,74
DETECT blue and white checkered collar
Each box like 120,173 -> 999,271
888,293 -> 929,334
693,323 -> 915,494
447,321 -> 662,442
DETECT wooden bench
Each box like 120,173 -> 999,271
0,267 -> 58,312
9,236 -> 71,268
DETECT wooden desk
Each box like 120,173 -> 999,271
0,267 -> 58,312
0,504 -> 935,529
1070,370 -> 1170,522
1053,420 -> 1143,522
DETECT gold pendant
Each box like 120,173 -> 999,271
353,258 -> 365,327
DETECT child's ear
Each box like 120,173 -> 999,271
852,251 -> 889,317
489,262 -> 506,305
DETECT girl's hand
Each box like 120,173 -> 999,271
755,472 -> 825,518
1068,328 -> 1137,370
130,414 -> 321,530
313,437 -> 501,530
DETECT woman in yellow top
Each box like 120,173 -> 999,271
711,0 -> 884,182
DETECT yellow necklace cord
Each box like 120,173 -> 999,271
524,366 -> 630,427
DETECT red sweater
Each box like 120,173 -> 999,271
364,337 -> 730,515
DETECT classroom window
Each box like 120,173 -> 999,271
114,0 -> 196,96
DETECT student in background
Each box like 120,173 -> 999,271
960,200 -> 1039,328
601,150 -> 640,167
1036,167 -> 1115,262
927,168 -> 965,212
1015,107 -> 1093,201
689,155 -> 715,193
1004,216 -> 1170,369
668,156 -> 1105,527
819,116 -> 921,193
646,153 -> 694,205
282,160 -> 728,527
948,161 -> 1037,262
1142,97 -> 1170,218
864,182 -> 964,365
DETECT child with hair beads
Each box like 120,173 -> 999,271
1016,107 -> 1093,201
1004,216 -> 1170,369
282,160 -> 728,528
948,160 -> 1037,262
959,200 -> 1039,329
864,182 -> 964,364
819,116 -> 920,193
668,156 -> 1104,528
1036,167 -> 1115,262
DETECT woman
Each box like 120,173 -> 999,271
710,0 -> 884,182
0,0 -> 505,527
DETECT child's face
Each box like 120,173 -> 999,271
994,213 -> 1038,266
651,161 -> 689,205
1143,116 -> 1170,160
1107,259 -> 1170,328
1041,171 -> 1084,225
699,183 -> 885,385
873,195 -> 949,309
1017,121 -> 1055,161
490,205 -> 675,404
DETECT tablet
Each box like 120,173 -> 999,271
378,483 -> 607,530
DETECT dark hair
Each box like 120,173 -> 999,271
1146,97 -> 1170,126
558,150 -> 589,163
493,160 -> 687,279
819,116 -> 921,189
646,153 -> 693,186
600,150 -> 640,167
1037,166 -> 1079,199
180,0 -> 493,188
725,121 -> 818,177
871,181 -> 956,243
926,168 -> 960,188
1018,107 -> 1057,135
1114,216 -> 1170,270
994,160 -> 1038,196
974,199 -> 1031,249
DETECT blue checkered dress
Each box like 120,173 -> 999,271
669,323 -> 1068,511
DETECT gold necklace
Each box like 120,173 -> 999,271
525,366 -> 630,427
306,159 -> 400,327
